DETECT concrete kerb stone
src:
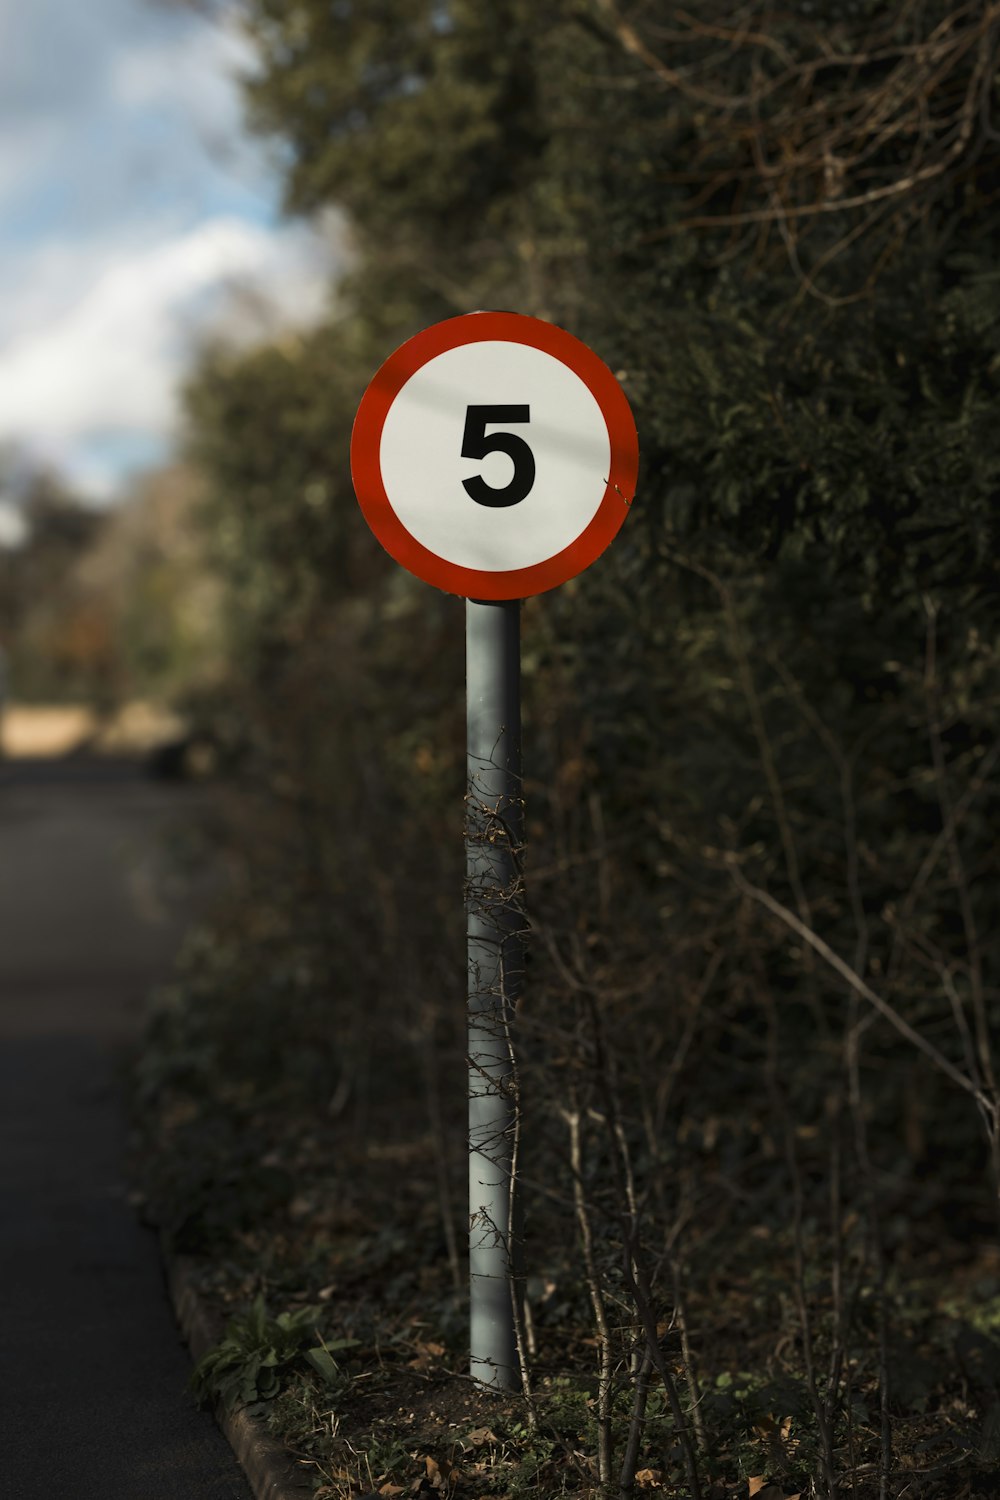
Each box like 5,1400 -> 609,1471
162,1238 -> 315,1500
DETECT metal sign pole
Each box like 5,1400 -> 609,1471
466,597 -> 523,1390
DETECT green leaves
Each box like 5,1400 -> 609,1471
303,1339 -> 358,1387
242,0 -> 551,268
190,1295 -> 355,1412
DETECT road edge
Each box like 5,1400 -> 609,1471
163,1241 -> 315,1500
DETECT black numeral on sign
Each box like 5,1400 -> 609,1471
461,405 -> 535,508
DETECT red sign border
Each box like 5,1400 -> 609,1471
350,311 -> 639,600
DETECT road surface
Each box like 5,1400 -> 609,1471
0,757 -> 251,1499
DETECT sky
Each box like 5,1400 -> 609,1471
0,0 -> 342,539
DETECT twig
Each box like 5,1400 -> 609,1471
922,600 -> 996,1099
846,1007 -> 892,1500
503,992 -> 536,1424
563,1102 -> 614,1488
619,1347 -> 654,1499
728,863 -> 979,1100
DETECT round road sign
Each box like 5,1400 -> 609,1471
351,311 -> 638,599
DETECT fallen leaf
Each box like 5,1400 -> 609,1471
378,1488 -> 405,1497
407,1340 -> 448,1370
749,1478 -> 768,1496
422,1456 -> 454,1492
462,1428 -> 498,1449
635,1468 -> 662,1487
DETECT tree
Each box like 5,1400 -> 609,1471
165,5 -> 1000,1493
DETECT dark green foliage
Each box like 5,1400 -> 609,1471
145,3 -> 1000,1494
190,1294 -> 354,1411
245,1 -> 546,230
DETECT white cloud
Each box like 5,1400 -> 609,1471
0,215 -> 334,491
0,0 -> 347,502
111,15 -> 249,108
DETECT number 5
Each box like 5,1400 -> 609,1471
461,405 -> 535,508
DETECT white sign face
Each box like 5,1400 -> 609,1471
351,311 -> 638,599
379,340 -> 611,572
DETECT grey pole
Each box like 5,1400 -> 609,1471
466,597 -> 523,1390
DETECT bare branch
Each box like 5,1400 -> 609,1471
727,861 -> 980,1100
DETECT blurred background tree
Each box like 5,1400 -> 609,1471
1,453 -> 222,712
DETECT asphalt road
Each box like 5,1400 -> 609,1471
0,757 -> 252,1499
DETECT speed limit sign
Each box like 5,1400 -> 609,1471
352,310 -> 639,1390
351,311 -> 639,599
